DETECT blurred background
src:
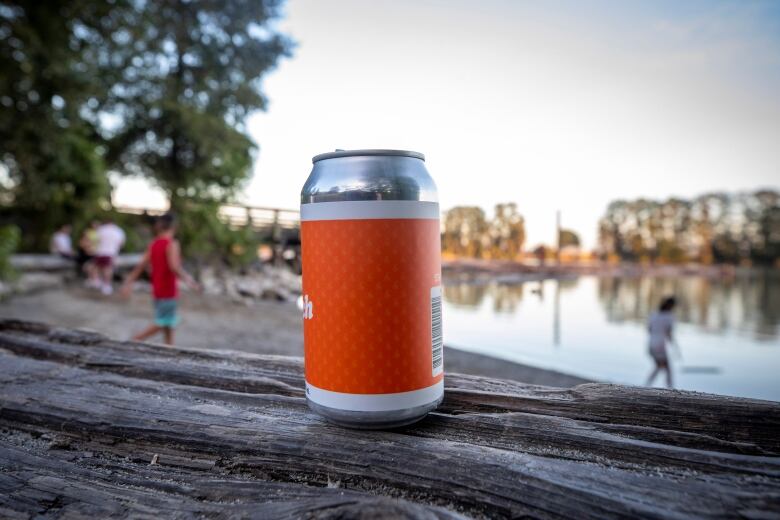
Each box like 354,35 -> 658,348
1,0 -> 778,399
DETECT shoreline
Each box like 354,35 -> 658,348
0,285 -> 591,388
442,258 -> 776,285
443,346 -> 592,387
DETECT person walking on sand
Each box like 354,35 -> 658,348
646,296 -> 677,388
94,218 -> 126,295
121,213 -> 200,346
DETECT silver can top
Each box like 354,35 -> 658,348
302,148 -> 436,204
312,149 -> 425,163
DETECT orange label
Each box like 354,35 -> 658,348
301,213 -> 442,395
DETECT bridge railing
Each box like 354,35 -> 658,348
115,204 -> 300,242
218,205 -> 300,232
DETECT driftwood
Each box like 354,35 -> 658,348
0,319 -> 778,519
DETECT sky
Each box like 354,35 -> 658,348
114,0 -> 780,248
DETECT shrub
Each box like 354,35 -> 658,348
0,225 -> 20,280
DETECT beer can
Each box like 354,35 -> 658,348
300,149 -> 444,428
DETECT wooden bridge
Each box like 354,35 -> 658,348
115,203 -> 301,268
116,204 -> 301,243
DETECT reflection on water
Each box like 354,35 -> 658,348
442,273 -> 780,401
444,283 -> 523,313
597,274 -> 779,341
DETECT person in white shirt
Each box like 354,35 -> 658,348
94,219 -> 126,295
50,224 -> 74,259
646,296 -> 677,388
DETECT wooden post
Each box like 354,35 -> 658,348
272,209 -> 282,265
272,209 -> 280,241
556,209 -> 562,266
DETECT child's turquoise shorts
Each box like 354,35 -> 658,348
153,298 -> 179,328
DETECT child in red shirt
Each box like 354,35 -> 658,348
121,213 -> 200,345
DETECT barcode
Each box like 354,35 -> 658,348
431,286 -> 443,376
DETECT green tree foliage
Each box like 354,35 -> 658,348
751,190 -> 780,265
486,203 -> 525,260
174,200 -> 259,268
442,204 -> 526,260
0,224 -> 20,280
94,0 -> 292,210
598,190 -> 780,265
0,2 -> 112,250
558,228 -> 580,249
442,206 -> 487,258
1,0 -> 291,263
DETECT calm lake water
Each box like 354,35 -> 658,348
442,273 -> 780,401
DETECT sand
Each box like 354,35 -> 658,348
0,286 -> 591,387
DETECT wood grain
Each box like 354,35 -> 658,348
0,319 -> 778,519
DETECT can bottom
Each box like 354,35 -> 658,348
307,395 -> 443,430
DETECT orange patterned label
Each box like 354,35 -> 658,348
301,209 -> 442,395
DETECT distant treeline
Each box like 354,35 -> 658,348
598,190 -> 780,265
442,203 -> 580,260
442,203 -> 528,260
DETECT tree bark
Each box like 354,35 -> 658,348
0,319 -> 778,519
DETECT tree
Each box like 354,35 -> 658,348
597,190 -> 780,265
1,0 -> 292,259
442,206 -> 487,258
487,203 -> 525,260
0,224 -> 20,280
750,190 -> 780,265
95,0 -> 292,212
558,228 -> 580,249
442,204 -> 527,260
0,1 -> 114,250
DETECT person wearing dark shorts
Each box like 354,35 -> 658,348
77,221 -> 100,285
94,255 -> 113,269
121,213 -> 199,346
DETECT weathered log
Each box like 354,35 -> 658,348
0,319 -> 778,519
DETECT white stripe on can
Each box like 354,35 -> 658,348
305,380 -> 444,412
301,200 -> 439,221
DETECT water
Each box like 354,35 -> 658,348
443,273 -> 780,401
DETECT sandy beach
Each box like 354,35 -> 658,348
0,285 -> 591,388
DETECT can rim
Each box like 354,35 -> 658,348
312,149 -> 425,163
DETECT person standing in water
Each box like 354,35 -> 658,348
646,296 -> 677,388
